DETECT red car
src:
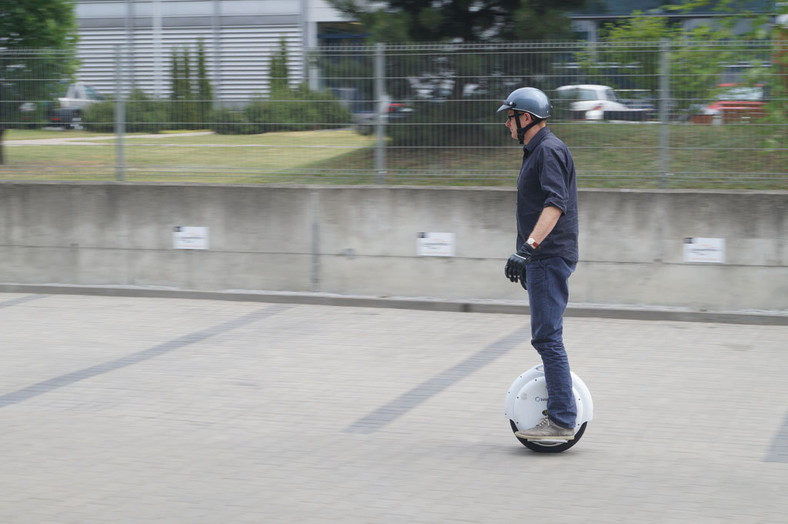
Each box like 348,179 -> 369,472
691,83 -> 766,123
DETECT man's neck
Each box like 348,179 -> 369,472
522,122 -> 546,145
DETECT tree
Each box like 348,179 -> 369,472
0,0 -> 78,49
0,0 -> 78,163
323,0 -> 586,107
269,37 -> 290,94
196,39 -> 213,123
327,0 -> 586,43
322,1 -> 586,149
579,1 -> 776,116
169,42 -> 214,128
232,39 -> 350,135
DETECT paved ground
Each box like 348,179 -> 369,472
1,292 -> 786,523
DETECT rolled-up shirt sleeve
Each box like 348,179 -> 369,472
538,148 -> 570,214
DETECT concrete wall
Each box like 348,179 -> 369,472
1,182 -> 786,312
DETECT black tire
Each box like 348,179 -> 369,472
509,419 -> 587,453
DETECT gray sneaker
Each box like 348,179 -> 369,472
515,416 -> 574,440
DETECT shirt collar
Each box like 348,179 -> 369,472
522,126 -> 550,157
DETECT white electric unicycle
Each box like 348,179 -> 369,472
505,364 -> 594,453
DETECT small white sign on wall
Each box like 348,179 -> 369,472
417,232 -> 455,257
683,237 -> 725,263
173,226 -> 209,250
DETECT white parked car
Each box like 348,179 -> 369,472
48,82 -> 105,128
555,84 -> 630,120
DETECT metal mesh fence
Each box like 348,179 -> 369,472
1,40 -> 785,188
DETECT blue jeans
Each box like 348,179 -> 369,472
525,257 -> 577,429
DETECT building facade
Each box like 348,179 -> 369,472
74,0 -> 345,102
72,1 -> 776,103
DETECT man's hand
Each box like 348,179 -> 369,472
504,244 -> 536,283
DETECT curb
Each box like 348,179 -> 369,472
0,283 -> 785,326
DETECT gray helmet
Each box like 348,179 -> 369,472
497,87 -> 552,119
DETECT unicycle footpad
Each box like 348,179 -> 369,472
510,420 -> 587,452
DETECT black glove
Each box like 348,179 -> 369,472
504,244 -> 536,283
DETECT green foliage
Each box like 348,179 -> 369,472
575,3 -> 779,117
211,38 -> 350,135
196,39 -> 213,119
313,50 -> 379,106
211,89 -> 352,136
321,0 -> 584,138
764,13 -> 787,125
0,0 -> 79,162
80,39 -> 217,133
83,89 -> 171,133
417,7 -> 442,33
602,13 -> 674,42
511,3 -> 578,41
0,0 -> 78,52
81,100 -> 114,132
209,108 -> 256,135
170,49 -> 184,101
126,89 -> 170,133
242,85 -> 350,134
326,0 -> 584,43
269,38 -> 290,94
169,42 -> 213,128
367,11 -> 411,42
388,96 -> 506,147
82,38 -> 349,136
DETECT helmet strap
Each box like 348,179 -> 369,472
515,113 -> 542,144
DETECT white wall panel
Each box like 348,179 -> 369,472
76,25 -> 302,102
74,0 -> 327,102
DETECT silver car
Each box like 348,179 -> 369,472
555,84 -> 630,120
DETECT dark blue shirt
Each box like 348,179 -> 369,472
516,126 -> 579,262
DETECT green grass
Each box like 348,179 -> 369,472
312,122 -> 787,189
1,128 -> 377,183
1,124 -> 785,189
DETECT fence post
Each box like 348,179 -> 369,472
114,46 -> 126,181
658,39 -> 670,189
374,42 -> 386,184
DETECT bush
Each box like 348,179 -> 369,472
84,85 -> 352,135
388,97 -> 506,147
83,89 -> 171,133
126,90 -> 170,133
240,85 -> 351,134
82,100 -> 115,132
210,107 -> 256,135
169,100 -> 203,130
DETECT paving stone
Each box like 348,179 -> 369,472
0,293 -> 786,523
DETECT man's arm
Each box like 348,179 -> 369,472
528,205 -> 563,245
504,205 -> 563,283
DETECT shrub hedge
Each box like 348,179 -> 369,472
82,85 -> 351,135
